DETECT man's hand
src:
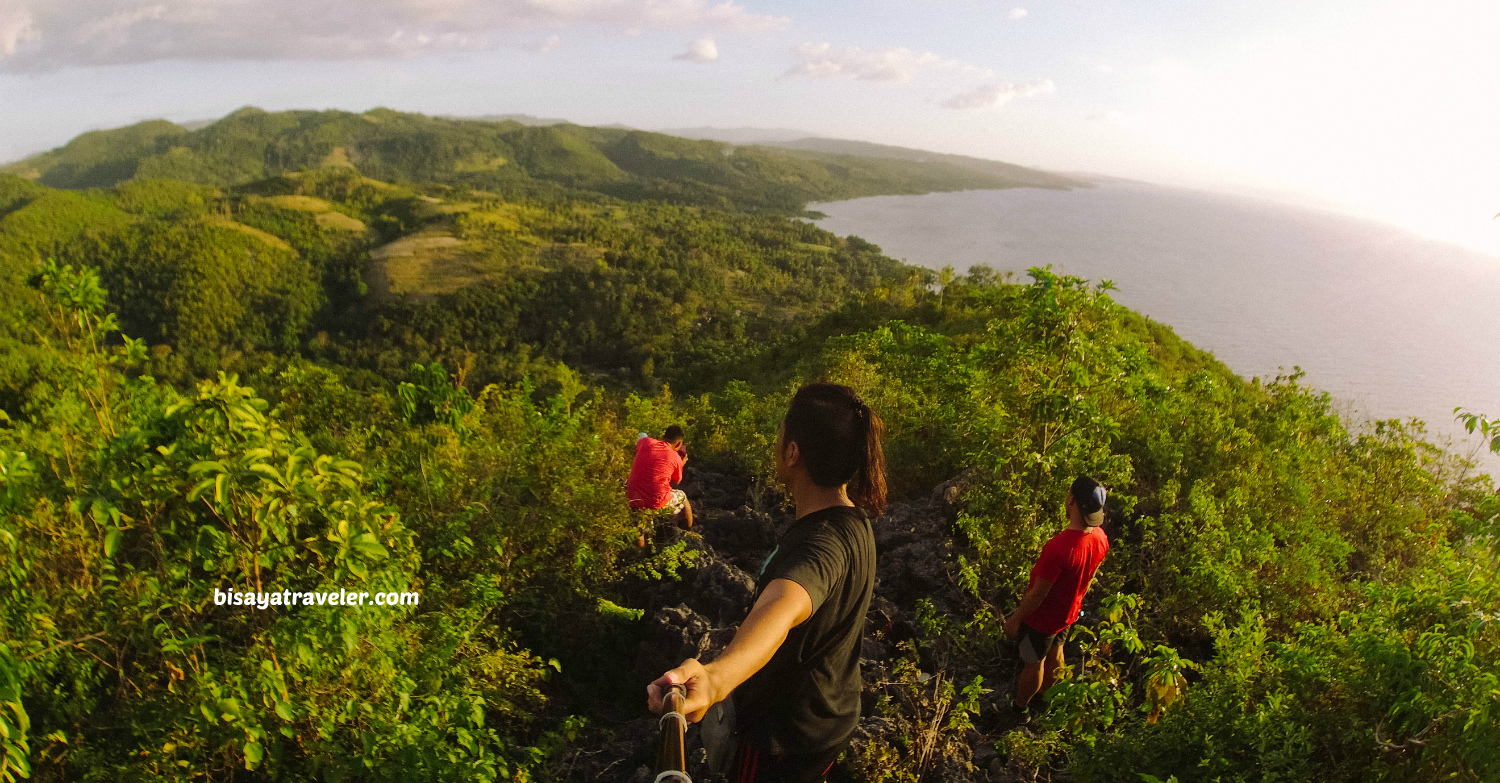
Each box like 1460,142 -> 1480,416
1006,578 -> 1052,640
647,658 -> 716,723
644,579 -> 812,724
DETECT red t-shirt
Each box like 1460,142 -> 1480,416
1024,527 -> 1109,635
625,438 -> 684,510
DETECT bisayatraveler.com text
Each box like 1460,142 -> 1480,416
214,588 -> 420,610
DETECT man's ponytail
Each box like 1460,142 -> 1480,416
848,399 -> 887,517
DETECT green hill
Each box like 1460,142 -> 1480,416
3,107 -> 1084,213
0,167 -> 912,387
647,128 -> 1095,191
760,136 -> 1088,191
5,119 -> 189,189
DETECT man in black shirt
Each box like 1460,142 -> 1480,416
735,503 -> 876,772
648,384 -> 886,783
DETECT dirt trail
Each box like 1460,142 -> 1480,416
570,467 -> 1041,783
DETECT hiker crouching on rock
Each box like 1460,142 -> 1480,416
648,384 -> 884,783
628,425 -> 693,547
1004,475 -> 1111,715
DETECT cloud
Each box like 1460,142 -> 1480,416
0,10 -> 38,56
0,0 -> 788,72
674,37 -> 718,62
941,79 -> 1054,109
784,42 -> 989,83
1008,8 -> 1028,20
528,34 -> 563,53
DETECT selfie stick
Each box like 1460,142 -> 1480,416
655,684 -> 692,783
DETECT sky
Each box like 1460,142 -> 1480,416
1,0 -> 1497,256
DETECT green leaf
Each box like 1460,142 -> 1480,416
243,740 -> 264,768
103,528 -> 120,558
247,463 -> 283,483
187,460 -> 226,476
188,478 -> 216,501
218,698 -> 243,720
350,533 -> 387,560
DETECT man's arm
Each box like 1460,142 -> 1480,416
647,578 -> 812,722
1004,578 -> 1054,637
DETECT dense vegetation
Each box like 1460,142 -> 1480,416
3,108 -> 1082,215
0,115 -> 1495,783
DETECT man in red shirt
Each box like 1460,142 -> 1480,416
1004,475 -> 1110,713
627,425 -> 693,546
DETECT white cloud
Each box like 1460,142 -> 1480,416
1008,8 -> 1028,20
0,0 -> 788,72
527,34 -> 563,52
674,37 -> 718,62
0,9 -> 38,55
784,42 -> 989,83
941,79 -> 1054,109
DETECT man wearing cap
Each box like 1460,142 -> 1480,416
1004,475 -> 1111,714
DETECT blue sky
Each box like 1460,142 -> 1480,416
2,0 -> 1497,254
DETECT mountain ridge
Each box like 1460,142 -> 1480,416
2,108 -> 1087,214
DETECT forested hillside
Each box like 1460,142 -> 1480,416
0,115 -> 1495,783
3,108 -> 1084,214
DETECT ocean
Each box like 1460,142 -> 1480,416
812,181 -> 1500,472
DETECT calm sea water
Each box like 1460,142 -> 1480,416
813,182 -> 1500,471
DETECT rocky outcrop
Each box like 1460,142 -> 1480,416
697,505 -> 778,574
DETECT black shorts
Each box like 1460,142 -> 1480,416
733,738 -> 847,783
1017,621 -> 1068,664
